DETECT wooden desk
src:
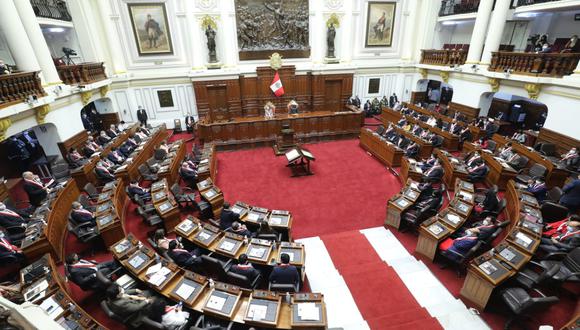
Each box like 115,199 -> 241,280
151,179 -> 181,233
231,202 -> 293,242
510,141 -> 569,188
197,144 -> 217,182
359,128 -> 404,167
111,236 -> 326,329
95,179 -> 127,248
385,182 -> 419,229
400,157 -> 424,183
436,149 -> 469,190
158,140 -> 186,186
199,109 -> 363,150
481,151 -> 518,190
391,125 -> 434,159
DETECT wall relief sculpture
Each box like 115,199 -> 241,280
235,0 -> 310,60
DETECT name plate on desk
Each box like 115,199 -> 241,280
203,289 -> 240,318
170,276 -> 205,305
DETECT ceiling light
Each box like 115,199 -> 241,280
48,27 -> 65,33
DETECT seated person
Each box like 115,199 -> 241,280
22,171 -> 49,207
105,284 -> 153,320
429,134 -> 443,148
106,124 -> 119,139
448,119 -> 461,135
269,253 -> 300,287
227,221 -> 253,237
539,219 -> 579,253
526,178 -> 547,202
415,182 -> 434,203
543,215 -> 580,238
397,118 -> 407,127
67,148 -> 87,168
439,229 -> 479,262
65,253 -> 118,290
83,136 -> 102,157
467,162 -> 488,181
128,181 -> 150,199
97,131 -> 111,145
423,159 -> 444,181
459,126 -> 472,143
107,148 -> 126,165
153,229 -> 171,252
403,189 -> 442,226
167,240 -> 202,271
506,153 -> 524,169
230,254 -> 261,283
455,216 -> 498,241
465,152 -> 483,168
426,116 -> 437,127
561,147 -> 579,169
158,141 -> 170,154
418,154 -> 437,172
498,143 -> 514,161
95,160 -> 116,182
0,203 -> 27,242
70,201 -> 96,225
0,232 -> 25,264
139,126 -> 151,136
475,137 -> 490,150
179,162 -> 197,187
411,124 -> 422,136
405,141 -> 419,158
119,141 -> 134,158
396,136 -> 410,149
473,188 -> 499,216
117,121 -> 128,131
511,130 -> 527,144
219,202 -> 240,230
149,299 -> 190,329
559,179 -> 580,213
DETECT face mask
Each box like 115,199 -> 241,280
465,230 -> 472,236
568,227 -> 575,232
482,219 -> 490,226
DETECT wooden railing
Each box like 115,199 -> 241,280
420,49 -> 467,66
56,62 -> 107,85
489,51 -> 580,77
439,0 -> 480,16
515,0 -> 562,7
0,71 -> 46,109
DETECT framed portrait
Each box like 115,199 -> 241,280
157,90 -> 174,108
128,3 -> 173,56
368,78 -> 381,94
365,2 -> 396,48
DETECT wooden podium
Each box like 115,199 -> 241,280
285,148 -> 315,177
274,123 -> 297,155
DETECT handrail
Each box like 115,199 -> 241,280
0,71 -> 46,109
489,51 -> 580,77
56,62 -> 107,85
420,49 -> 467,66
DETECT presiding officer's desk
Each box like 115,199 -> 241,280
175,216 -> 306,282
199,106 -> 363,150
436,149 -> 469,190
70,124 -> 138,190
157,139 -> 187,186
111,235 -> 327,329
19,254 -> 106,329
385,179 -> 422,229
359,127 -> 404,167
21,179 -> 80,263
416,179 -> 475,261
460,180 -> 542,310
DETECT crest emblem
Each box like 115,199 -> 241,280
269,53 -> 283,70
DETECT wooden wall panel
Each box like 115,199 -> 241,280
448,102 -> 481,121
193,79 -> 242,120
100,112 -> 120,129
57,130 -> 89,160
489,98 -> 511,120
410,91 -> 426,104
537,128 -> 580,154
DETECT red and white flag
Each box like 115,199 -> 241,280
270,71 -> 285,97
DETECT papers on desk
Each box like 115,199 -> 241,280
24,279 -> 49,303
146,262 -> 162,275
175,282 -> 195,300
285,251 -> 295,262
231,206 -> 242,214
220,240 -> 236,252
248,304 -> 268,321
147,263 -> 171,286
199,159 -> 209,165
40,295 -> 64,319
248,213 -> 260,221
500,248 -> 516,262
91,152 -> 100,158
207,295 -> 226,311
114,240 -> 130,253
428,223 -> 444,235
198,231 -> 211,241
269,216 -> 283,225
446,213 -> 461,225
297,302 -> 320,321
285,149 -> 301,162
459,191 -> 473,202
178,220 -> 195,232
249,247 -> 266,259
409,181 -> 419,189
515,232 -> 532,248
396,199 -> 410,208
128,255 -> 146,269
478,261 -> 498,275
115,165 -> 128,173
205,189 -> 217,198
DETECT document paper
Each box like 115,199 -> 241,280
248,304 -> 268,321
207,295 -> 226,311
297,302 -> 320,321
175,283 -> 195,300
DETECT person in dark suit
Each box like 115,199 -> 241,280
105,283 -> 153,320
179,162 -> 197,187
167,240 -> 202,271
71,202 -> 96,226
185,115 -> 196,134
389,93 -> 398,108
465,152 -> 483,168
423,160 -> 444,181
419,154 -> 437,172
467,163 -> 488,181
95,161 -> 115,182
128,181 -> 150,199
448,120 -> 461,135
22,172 -> 49,207
526,178 -> 548,202
0,232 -> 25,264
219,202 -> 240,230
137,106 -> 148,127
561,147 -> 579,169
67,148 -> 87,168
455,216 -> 498,241
256,221 -> 279,239
405,141 -> 419,158
459,126 -> 472,143
439,229 -> 479,262
227,221 -> 253,237
83,136 -> 102,157
107,148 -> 125,165
65,253 -> 118,290
231,254 -> 261,283
474,188 -> 499,216
560,179 -> 580,212
119,142 -> 133,158
269,253 -> 299,287
97,131 -> 111,145
539,220 -> 579,253
0,202 -> 26,229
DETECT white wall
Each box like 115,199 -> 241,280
353,71 -> 415,104
0,25 -> 15,65
31,124 -> 61,157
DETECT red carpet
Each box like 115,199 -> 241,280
321,231 -> 442,330
216,139 -> 401,239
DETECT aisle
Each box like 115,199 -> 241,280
298,227 -> 490,330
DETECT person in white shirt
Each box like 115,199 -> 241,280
150,299 -> 190,329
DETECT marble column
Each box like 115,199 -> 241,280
401,0 -> 419,61
340,0 -> 354,63
13,0 -> 61,85
95,0 -> 127,75
480,0 -> 511,65
466,0 -> 494,64
0,0 -> 43,80
185,1 -> 205,69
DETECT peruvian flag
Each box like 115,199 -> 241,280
270,71 -> 285,97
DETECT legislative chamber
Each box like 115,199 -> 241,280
0,1 -> 579,330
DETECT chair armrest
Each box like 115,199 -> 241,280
516,271 -> 539,283
527,260 -> 548,270
73,222 -> 96,231
442,249 -> 464,259
539,251 -> 568,261
251,274 -> 262,288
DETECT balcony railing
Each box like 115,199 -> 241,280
56,62 -> 107,86
0,72 -> 46,109
489,51 -> 580,77
439,0 -> 480,17
420,49 -> 468,66
31,0 -> 72,22
515,0 -> 562,7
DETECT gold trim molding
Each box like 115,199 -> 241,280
80,90 -> 93,105
99,85 -> 111,98
440,71 -> 449,83
0,118 -> 12,142
524,83 -> 541,100
488,78 -> 500,92
35,105 -> 51,124
418,68 -> 428,79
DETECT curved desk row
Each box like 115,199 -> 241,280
111,235 -> 327,329
359,127 -> 404,167
460,179 -> 543,310
94,179 -> 128,247
157,140 -> 187,186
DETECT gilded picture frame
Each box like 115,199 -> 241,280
128,3 -> 174,56
365,2 -> 396,48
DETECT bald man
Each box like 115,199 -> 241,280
22,172 -> 49,207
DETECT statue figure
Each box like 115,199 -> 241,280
205,24 -> 217,63
327,23 -> 336,58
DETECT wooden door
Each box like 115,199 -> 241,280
324,80 -> 342,112
207,86 -> 229,121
